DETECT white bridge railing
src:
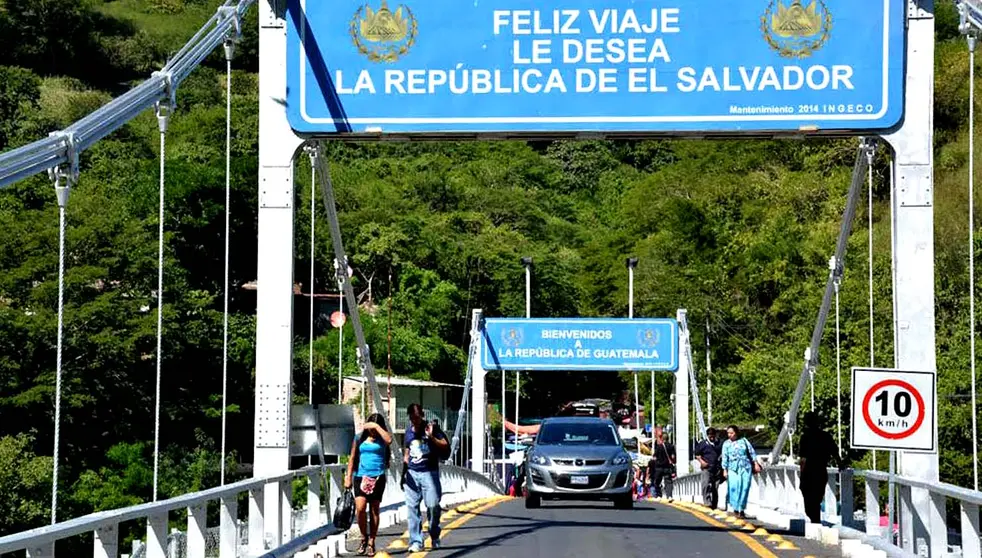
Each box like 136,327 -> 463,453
676,465 -> 982,558
0,464 -> 499,558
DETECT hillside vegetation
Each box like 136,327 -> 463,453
0,0 -> 978,537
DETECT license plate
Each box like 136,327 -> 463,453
570,475 -> 589,485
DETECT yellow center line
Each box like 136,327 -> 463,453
411,496 -> 512,557
666,502 -> 780,558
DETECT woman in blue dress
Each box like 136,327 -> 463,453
720,424 -> 759,518
345,412 -> 393,556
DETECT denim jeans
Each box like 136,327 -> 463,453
405,469 -> 442,546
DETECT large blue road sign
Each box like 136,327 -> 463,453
286,0 -> 905,136
481,318 -> 678,371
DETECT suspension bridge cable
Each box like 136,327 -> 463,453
50,179 -> 70,524
219,40 -> 235,487
152,102 -> 170,502
970,32 -> 979,491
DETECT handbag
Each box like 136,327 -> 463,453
332,489 -> 355,530
360,475 -> 379,495
744,440 -> 762,475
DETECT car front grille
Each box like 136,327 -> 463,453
551,472 -> 609,489
552,459 -> 607,466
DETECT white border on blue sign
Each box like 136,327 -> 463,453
480,317 -> 679,371
297,0 -> 892,126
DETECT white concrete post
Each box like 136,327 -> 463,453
865,477 -> 881,536
470,309 -> 487,475
255,0 -> 304,548
675,309 -> 690,476
248,486 -> 265,554
279,480 -> 293,544
186,504 -> 207,558
840,470 -> 854,528
146,513 -> 168,558
882,1 -> 941,555
823,477 -> 838,523
961,502 -> 981,558
25,544 -> 54,558
306,472 -> 322,533
220,494 -> 238,558
93,525 -> 119,558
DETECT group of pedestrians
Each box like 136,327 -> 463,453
344,402 -> 448,556
691,414 -> 843,523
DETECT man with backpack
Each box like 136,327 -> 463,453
403,403 -> 449,552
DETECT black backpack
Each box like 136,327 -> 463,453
430,421 -> 451,461
332,489 -> 355,530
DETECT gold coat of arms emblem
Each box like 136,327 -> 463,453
761,0 -> 833,59
350,0 -> 418,63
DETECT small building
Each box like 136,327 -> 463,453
341,376 -> 466,445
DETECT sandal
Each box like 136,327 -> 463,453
356,538 -> 368,555
366,541 -> 376,556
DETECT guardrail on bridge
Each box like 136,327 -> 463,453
675,465 -> 982,558
0,463 -> 500,558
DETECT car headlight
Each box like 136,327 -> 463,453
530,454 -> 549,465
612,454 -> 630,465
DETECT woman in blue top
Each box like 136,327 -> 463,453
345,412 -> 392,556
720,424 -> 759,518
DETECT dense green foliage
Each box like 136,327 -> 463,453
0,0 -> 979,541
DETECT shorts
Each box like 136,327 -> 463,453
353,475 -> 387,503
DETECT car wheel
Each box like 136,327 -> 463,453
614,494 -> 633,509
525,492 -> 541,509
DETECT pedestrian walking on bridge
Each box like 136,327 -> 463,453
695,427 -> 723,509
345,412 -> 393,556
403,403 -> 449,552
647,426 -> 675,501
798,411 -> 843,524
721,425 -> 759,518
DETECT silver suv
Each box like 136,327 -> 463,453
524,416 -> 634,509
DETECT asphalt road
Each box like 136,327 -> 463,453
372,497 -> 840,558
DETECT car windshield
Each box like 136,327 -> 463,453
537,422 -> 619,446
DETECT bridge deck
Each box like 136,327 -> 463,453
368,497 -> 839,558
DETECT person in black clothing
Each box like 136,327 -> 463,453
647,426 -> 676,501
798,411 -> 844,524
694,427 -> 723,509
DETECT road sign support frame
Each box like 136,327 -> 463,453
256,0 -> 305,548
881,0 -> 941,554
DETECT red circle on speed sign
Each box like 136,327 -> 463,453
862,379 -> 926,440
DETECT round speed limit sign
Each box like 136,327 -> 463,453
850,367 -> 936,453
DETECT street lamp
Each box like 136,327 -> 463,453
626,257 -> 642,433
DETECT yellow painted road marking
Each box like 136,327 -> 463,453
666,501 -> 779,558
385,496 -> 511,557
